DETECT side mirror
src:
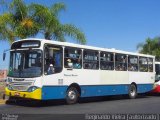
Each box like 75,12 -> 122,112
3,52 -> 6,61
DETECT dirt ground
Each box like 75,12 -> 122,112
0,79 -> 5,99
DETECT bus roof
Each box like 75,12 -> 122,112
14,38 -> 155,58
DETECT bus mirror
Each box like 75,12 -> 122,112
3,49 -> 10,61
3,52 -> 6,61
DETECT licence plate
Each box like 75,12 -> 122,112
15,92 -> 20,96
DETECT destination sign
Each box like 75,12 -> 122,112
11,40 -> 41,49
21,42 -> 39,48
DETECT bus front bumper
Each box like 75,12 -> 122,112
5,87 -> 42,100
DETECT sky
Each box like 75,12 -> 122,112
1,0 -> 160,69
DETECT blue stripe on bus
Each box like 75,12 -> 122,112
80,85 -> 129,97
80,84 -> 153,97
41,84 -> 153,100
137,84 -> 153,93
42,86 -> 67,100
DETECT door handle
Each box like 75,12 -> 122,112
67,68 -> 73,70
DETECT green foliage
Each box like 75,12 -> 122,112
0,0 -> 40,43
30,3 -> 86,44
0,13 -> 15,43
0,0 -> 86,44
61,24 -> 86,44
137,37 -> 160,61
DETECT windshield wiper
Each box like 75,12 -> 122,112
18,64 -> 23,77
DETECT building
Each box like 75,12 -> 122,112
0,70 -> 7,80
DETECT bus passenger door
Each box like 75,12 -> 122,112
43,44 -> 64,86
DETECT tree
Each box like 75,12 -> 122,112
30,3 -> 86,44
0,0 -> 39,43
137,37 -> 160,61
0,0 -> 86,44
10,0 -> 39,38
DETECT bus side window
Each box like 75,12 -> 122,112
83,50 -> 99,70
64,47 -> 82,69
148,58 -> 153,72
115,54 -> 127,71
139,57 -> 148,72
128,55 -> 138,71
100,52 -> 114,70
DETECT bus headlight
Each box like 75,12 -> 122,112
7,84 -> 13,90
27,86 -> 39,92
7,78 -> 12,82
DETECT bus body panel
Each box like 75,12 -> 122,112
41,70 -> 154,100
129,72 -> 155,84
42,86 -> 67,100
41,84 -> 153,100
63,69 -> 100,85
100,71 -> 129,84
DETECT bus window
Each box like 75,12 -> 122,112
83,50 -> 99,69
148,58 -> 153,72
139,57 -> 148,72
44,45 -> 63,75
128,55 -> 138,71
115,54 -> 127,71
64,47 -> 82,69
100,52 -> 114,70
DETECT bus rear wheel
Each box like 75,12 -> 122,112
66,87 -> 79,104
129,84 -> 137,99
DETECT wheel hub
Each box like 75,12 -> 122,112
130,87 -> 135,96
68,90 -> 76,100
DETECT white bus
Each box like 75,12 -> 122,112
151,62 -> 160,93
4,38 -> 155,104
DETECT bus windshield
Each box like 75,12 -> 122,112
156,64 -> 160,75
8,50 -> 42,78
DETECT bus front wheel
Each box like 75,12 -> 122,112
128,84 -> 137,99
66,87 -> 79,104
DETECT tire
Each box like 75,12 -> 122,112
128,84 -> 137,99
66,87 -> 79,104
8,96 -> 16,101
5,96 -> 18,104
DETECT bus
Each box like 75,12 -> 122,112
4,38 -> 155,104
151,62 -> 160,93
